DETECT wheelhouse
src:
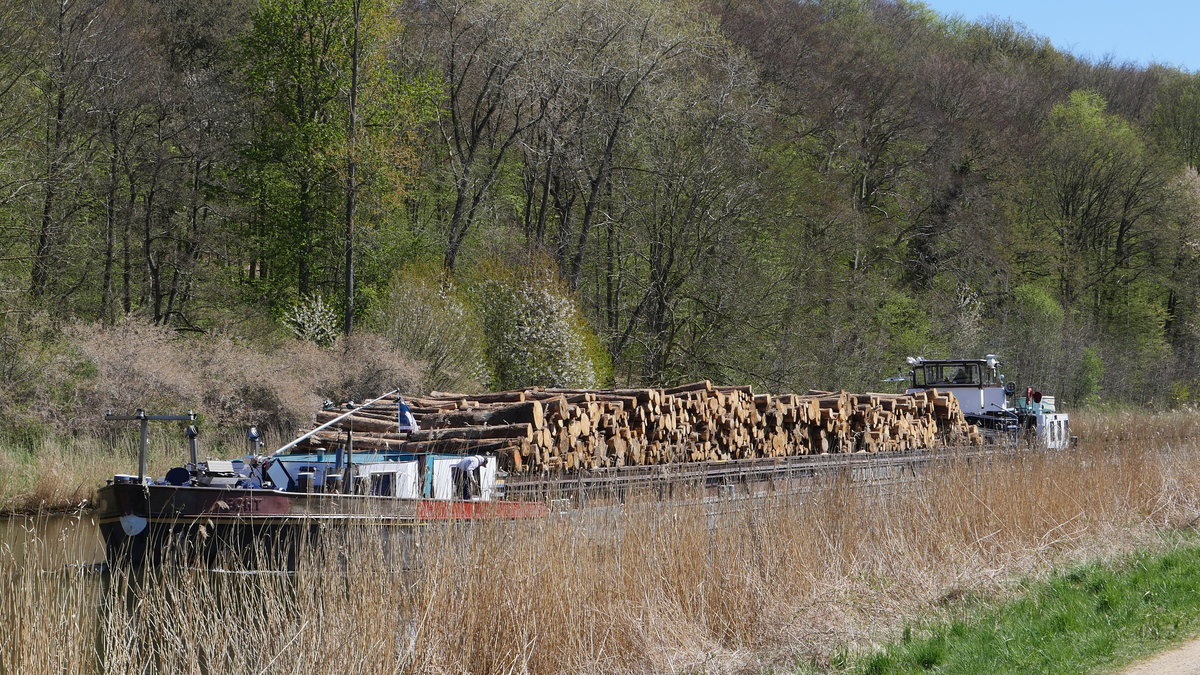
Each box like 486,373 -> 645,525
904,355 -> 1071,449
909,359 -> 1000,389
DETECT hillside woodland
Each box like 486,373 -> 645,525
2,0 -> 1200,433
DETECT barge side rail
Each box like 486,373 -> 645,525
502,444 -> 1021,501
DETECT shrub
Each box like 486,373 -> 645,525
0,314 -> 76,437
11,318 -> 424,437
282,294 -> 339,348
373,265 -> 488,392
473,263 -> 604,390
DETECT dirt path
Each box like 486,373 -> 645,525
1124,638 -> 1200,674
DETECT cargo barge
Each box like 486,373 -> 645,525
96,391 -> 546,567
97,357 -> 1071,567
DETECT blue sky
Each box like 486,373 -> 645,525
917,0 -> 1200,71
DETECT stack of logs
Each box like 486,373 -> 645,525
296,382 -> 983,473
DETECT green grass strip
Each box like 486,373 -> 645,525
851,545 -> 1200,674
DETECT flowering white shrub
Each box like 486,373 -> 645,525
477,277 -> 601,390
283,294 -> 339,348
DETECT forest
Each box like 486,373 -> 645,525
3,0 -> 1200,433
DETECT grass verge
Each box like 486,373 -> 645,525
853,541 -> 1200,674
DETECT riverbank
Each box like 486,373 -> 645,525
0,428 -> 284,514
846,541 -> 1200,673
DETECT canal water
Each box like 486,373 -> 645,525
0,513 -> 106,568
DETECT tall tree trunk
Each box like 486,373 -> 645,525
31,87 -> 66,299
142,177 -> 160,319
101,120 -> 118,324
121,164 -> 138,315
298,176 -> 312,297
569,122 -> 621,286
343,0 -> 361,335
604,214 -> 619,342
443,185 -> 469,270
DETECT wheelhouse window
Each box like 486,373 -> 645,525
915,363 -> 982,386
369,472 -> 395,497
912,368 -> 927,386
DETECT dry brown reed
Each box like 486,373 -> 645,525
3,412 -> 1200,673
0,436 -> 138,513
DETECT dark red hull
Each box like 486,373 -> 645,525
95,483 -> 546,567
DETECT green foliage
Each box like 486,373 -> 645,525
1013,283 -> 1065,324
373,264 -> 487,391
875,290 -> 936,365
1038,90 -> 1171,315
852,543 -> 1200,674
238,0 -> 432,308
1076,346 -> 1104,405
1168,379 -> 1198,406
1150,71 -> 1200,169
578,322 -> 615,389
1048,90 -> 1139,149
999,284 -> 1071,398
3,0 -> 1200,406
238,0 -> 354,299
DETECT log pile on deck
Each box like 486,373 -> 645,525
296,382 -> 983,473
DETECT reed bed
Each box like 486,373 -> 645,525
3,412 -> 1200,673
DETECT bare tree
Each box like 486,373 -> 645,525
408,0 -> 559,270
27,0 -> 112,300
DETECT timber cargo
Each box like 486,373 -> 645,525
295,380 -> 984,474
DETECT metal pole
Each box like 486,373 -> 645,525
138,409 -> 148,484
103,409 -> 197,483
343,428 -> 354,493
271,389 -> 399,456
186,425 -> 199,465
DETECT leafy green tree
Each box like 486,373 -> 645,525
407,0 -> 561,271
340,0 -> 437,334
1036,91 -> 1173,320
239,0 -> 427,318
373,265 -> 487,391
239,0 -> 353,300
998,283 -> 1070,399
1150,71 -> 1200,170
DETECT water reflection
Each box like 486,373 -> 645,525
0,513 -> 105,569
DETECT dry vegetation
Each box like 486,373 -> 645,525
0,431 -> 283,513
0,436 -> 133,513
64,320 -> 425,432
0,318 -> 427,512
4,413 -> 1200,673
1,318 -> 425,438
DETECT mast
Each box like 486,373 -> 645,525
270,389 -> 398,456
